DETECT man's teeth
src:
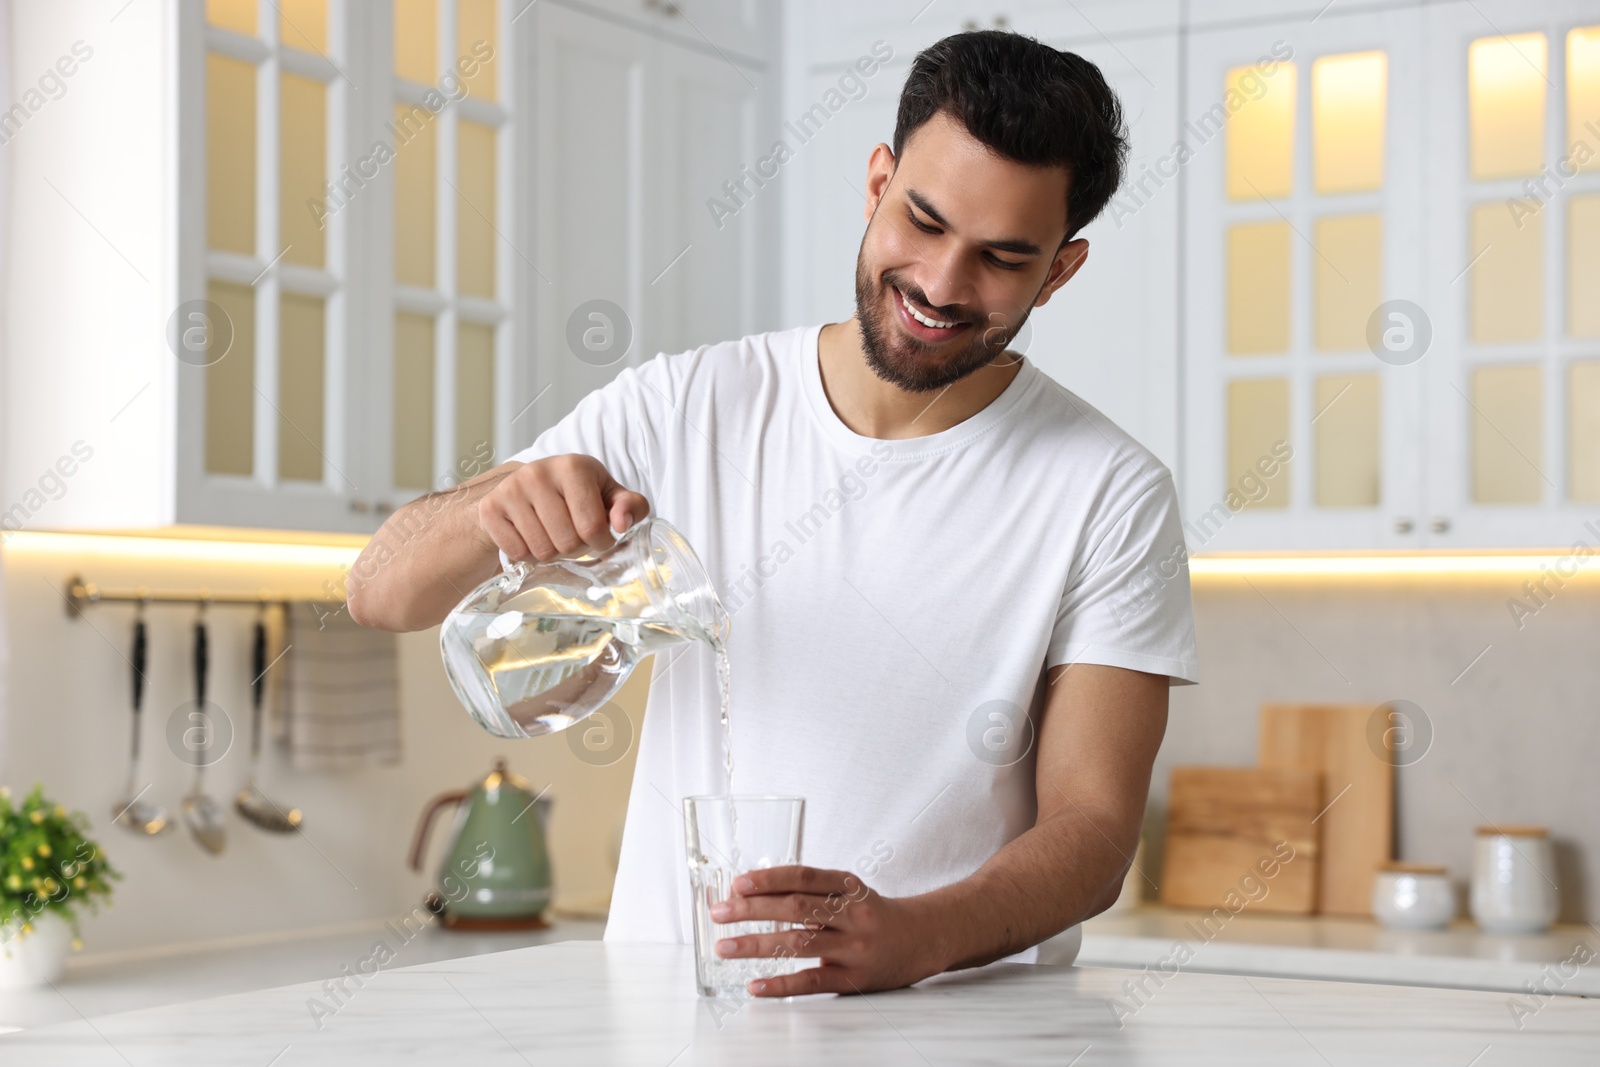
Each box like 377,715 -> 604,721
900,289 -> 958,329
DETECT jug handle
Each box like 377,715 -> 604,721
408,789 -> 469,872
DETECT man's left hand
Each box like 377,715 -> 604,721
708,865 -> 950,997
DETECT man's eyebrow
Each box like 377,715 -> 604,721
904,188 -> 1044,257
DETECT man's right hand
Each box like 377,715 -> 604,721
476,454 -> 651,563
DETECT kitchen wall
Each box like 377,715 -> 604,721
1156,566 -> 1600,923
7,535 -> 1597,959
0,533 -> 647,957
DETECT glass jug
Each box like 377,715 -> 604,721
440,517 -> 730,740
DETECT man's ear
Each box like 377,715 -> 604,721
1034,239 -> 1089,309
863,143 -> 896,222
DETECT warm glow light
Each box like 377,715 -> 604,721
1468,32 -> 1548,179
1313,50 -> 1387,193
1568,26 -> 1600,173
1226,60 -> 1297,200
1,530 -> 363,571
1190,553 -> 1598,578
3,534 -> 1589,584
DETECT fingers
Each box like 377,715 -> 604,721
712,889 -> 859,929
560,473 -> 623,553
746,962 -> 862,998
730,865 -> 860,899
476,455 -> 647,563
507,493 -> 560,563
478,497 -> 532,563
601,481 -> 650,534
531,488 -> 586,557
716,926 -> 850,963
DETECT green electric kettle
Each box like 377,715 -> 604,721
408,759 -> 553,928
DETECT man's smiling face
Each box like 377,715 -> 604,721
853,109 -> 1087,394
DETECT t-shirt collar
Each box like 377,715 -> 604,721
799,322 -> 1040,460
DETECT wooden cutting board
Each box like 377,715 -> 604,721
1159,766 -> 1321,914
1258,703 -> 1394,916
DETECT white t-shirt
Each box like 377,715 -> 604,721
506,324 -> 1198,965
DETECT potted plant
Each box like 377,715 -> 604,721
0,785 -> 119,988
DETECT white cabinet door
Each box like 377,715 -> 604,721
789,64 -> 902,327
529,2 -> 769,435
567,0 -> 768,61
358,0 -> 530,517
796,0 -> 1182,67
1027,30 -> 1182,473
646,40 -> 771,356
1182,6 -> 1425,551
530,3 -> 656,432
173,0 -> 372,533
1419,0 -> 1600,548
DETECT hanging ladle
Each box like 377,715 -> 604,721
180,604 -> 227,854
235,605 -> 301,833
112,601 -> 171,835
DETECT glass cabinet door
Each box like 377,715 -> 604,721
1182,6 -> 1424,551
369,0 -> 520,513
177,0 -> 525,531
179,0 -> 360,531
1421,0 -> 1600,547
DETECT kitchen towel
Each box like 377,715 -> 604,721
272,601 -> 402,770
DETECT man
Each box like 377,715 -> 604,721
350,31 -> 1197,998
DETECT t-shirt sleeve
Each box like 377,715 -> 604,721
494,356 -> 672,568
1046,470 -> 1199,685
505,356 -> 671,502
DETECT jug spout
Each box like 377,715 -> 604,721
642,521 -> 730,650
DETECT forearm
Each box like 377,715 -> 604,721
921,799 -> 1137,972
346,464 -> 519,632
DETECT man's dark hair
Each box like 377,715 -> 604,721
892,31 -> 1130,241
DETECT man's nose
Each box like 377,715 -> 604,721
910,249 -> 972,315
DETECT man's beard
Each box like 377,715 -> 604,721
853,255 -> 1030,394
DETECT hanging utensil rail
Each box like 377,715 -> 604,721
61,574 -> 342,619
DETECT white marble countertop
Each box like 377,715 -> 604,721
0,917 -> 606,1033
1081,906 -> 1600,996
4,938 -> 1600,1065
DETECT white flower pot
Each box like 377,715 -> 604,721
0,911 -> 71,989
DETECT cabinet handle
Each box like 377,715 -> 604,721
1394,517 -> 1414,534
349,499 -> 372,514
1430,517 -> 1451,534
994,15 -> 1010,28
962,19 -> 979,30
375,501 -> 394,515
644,0 -> 680,15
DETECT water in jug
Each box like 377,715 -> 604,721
440,517 -> 730,740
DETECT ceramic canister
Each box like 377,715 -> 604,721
1372,862 -> 1454,930
1470,825 -> 1559,934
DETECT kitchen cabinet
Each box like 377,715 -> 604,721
559,0 -> 768,62
788,0 -> 1600,552
1418,0 -> 1600,548
530,1 -> 774,432
1182,0 -> 1600,550
1,0 -> 774,537
1180,6 -> 1426,551
795,0 -> 1180,69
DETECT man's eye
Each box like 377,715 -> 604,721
906,210 -> 940,234
986,253 -> 1025,271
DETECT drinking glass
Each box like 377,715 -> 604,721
683,794 -> 806,997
